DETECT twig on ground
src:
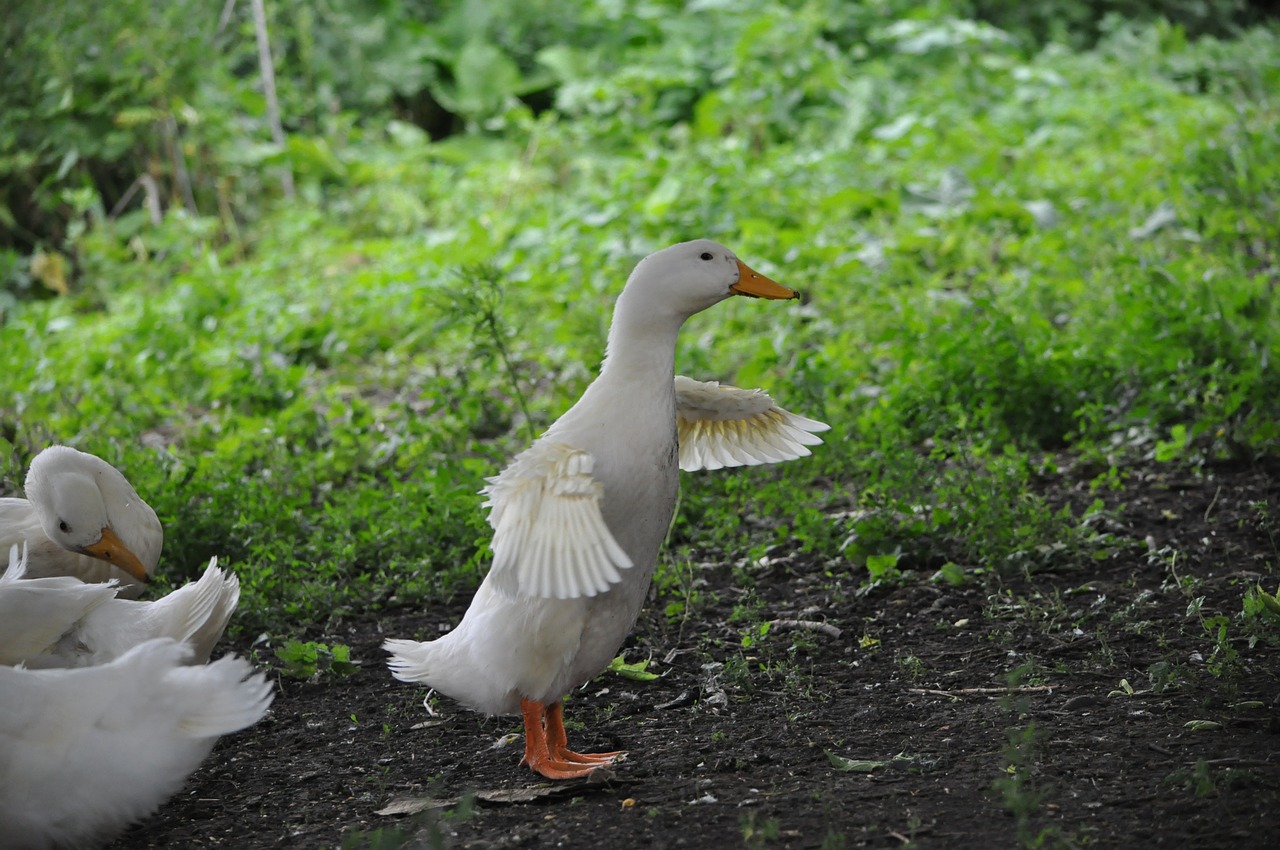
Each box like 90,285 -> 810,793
1203,485 -> 1222,523
907,686 -> 1056,698
767,619 -> 843,639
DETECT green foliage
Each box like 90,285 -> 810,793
274,639 -> 359,680
962,0 -> 1265,49
2,2 -> 1278,634
0,0 -> 220,249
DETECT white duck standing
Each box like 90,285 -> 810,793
385,240 -> 828,779
0,637 -> 273,850
0,445 -> 162,597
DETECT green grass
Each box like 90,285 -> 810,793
1,4 -> 1278,636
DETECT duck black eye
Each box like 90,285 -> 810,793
58,520 -> 70,533
699,252 -> 713,261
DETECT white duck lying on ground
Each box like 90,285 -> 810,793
385,240 -> 828,779
0,637 -> 273,850
0,445 -> 162,597
0,544 -> 240,668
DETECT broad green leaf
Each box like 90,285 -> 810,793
608,655 -> 659,682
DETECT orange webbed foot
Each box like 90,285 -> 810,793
521,698 -> 625,779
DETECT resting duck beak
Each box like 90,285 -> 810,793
79,526 -> 151,583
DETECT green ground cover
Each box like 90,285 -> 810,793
2,0 -> 1277,640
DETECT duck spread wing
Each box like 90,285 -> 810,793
482,441 -> 633,600
674,376 -> 831,472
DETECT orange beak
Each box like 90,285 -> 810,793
729,260 -> 798,300
79,526 -> 151,584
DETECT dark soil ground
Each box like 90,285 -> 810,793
108,459 -> 1280,850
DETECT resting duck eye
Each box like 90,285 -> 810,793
20,445 -> 162,591
699,252 -> 713,260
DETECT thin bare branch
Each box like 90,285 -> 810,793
108,176 -> 143,219
140,174 -> 163,225
250,0 -> 294,198
217,0 -> 238,34
164,115 -> 198,215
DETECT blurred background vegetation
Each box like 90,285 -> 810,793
1,0 -> 1271,265
1,0 -> 1277,633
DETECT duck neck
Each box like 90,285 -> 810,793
596,298 -> 684,390
96,465 -> 163,570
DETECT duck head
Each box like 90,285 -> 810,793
618,239 -> 797,322
24,446 -> 161,585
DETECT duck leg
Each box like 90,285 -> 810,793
519,698 -> 620,779
544,700 -> 623,766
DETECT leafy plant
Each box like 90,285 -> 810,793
274,640 -> 360,680
1,1 -> 1276,643
993,665 -> 1060,848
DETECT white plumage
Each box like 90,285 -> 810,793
674,376 -> 830,472
385,240 -> 828,779
0,545 -> 240,668
0,446 -> 162,596
484,443 -> 634,600
0,545 -> 120,667
0,637 -> 273,850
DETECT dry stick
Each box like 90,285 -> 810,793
250,0 -> 294,198
216,177 -> 244,261
216,0 -> 238,34
108,176 -> 144,219
1203,484 -> 1222,523
767,619 -> 843,639
140,175 -> 163,225
164,115 -> 198,215
907,686 -> 1056,698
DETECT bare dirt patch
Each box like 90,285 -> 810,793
109,460 -> 1280,849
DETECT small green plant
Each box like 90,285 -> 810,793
441,263 -> 537,441
740,621 -> 771,649
1147,660 -> 1183,693
1153,423 -> 1192,463
895,653 -> 925,682
341,794 -> 475,850
992,664 -> 1063,848
1239,583 -> 1280,629
1185,597 -> 1241,678
820,829 -> 847,850
274,640 -> 359,680
740,812 -> 781,850
654,551 -> 709,636
865,553 -> 903,584
720,654 -> 755,694
1165,760 -> 1218,798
